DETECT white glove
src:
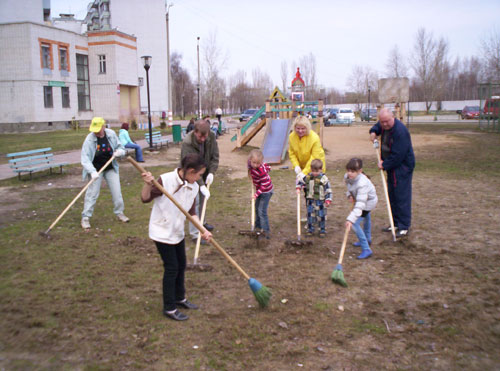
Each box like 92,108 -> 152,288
115,148 -> 126,158
206,173 -> 214,186
200,185 -> 210,200
373,139 -> 380,149
91,171 -> 99,180
294,166 -> 302,175
296,172 -> 305,182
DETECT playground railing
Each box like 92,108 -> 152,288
231,105 -> 265,142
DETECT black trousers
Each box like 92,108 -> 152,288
155,239 -> 186,311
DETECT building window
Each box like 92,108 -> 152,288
98,55 -> 106,74
44,86 -> 53,108
41,43 -> 52,69
61,87 -> 70,108
76,54 -> 91,111
59,46 -> 68,71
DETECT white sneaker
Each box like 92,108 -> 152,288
81,217 -> 91,229
117,213 -> 130,223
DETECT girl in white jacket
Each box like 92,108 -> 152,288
344,158 -> 378,259
141,153 -> 212,321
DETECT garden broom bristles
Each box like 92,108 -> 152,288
127,157 -> 272,308
331,227 -> 350,287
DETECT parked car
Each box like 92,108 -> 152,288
329,108 -> 339,119
239,109 -> 259,122
336,108 -> 355,122
360,108 -> 378,121
483,97 -> 500,119
459,106 -> 480,119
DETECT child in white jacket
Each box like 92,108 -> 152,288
344,158 -> 378,259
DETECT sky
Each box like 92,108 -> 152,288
51,0 -> 500,92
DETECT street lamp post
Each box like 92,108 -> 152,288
367,87 -> 371,122
141,55 -> 153,151
166,3 -> 173,126
197,36 -> 201,120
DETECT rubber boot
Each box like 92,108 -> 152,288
357,248 -> 373,259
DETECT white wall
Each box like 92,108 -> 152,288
0,0 -> 43,24
109,0 -> 168,113
0,22 -> 92,124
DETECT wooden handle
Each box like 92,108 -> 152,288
128,157 -> 250,280
337,227 -> 350,264
375,146 -> 397,241
45,155 -> 116,233
251,185 -> 255,231
193,183 -> 210,263
296,190 -> 301,239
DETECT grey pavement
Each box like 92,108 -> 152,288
0,133 -> 173,181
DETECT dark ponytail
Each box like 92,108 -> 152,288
181,153 -> 206,174
346,158 -> 370,179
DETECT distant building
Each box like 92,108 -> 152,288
0,0 -> 168,133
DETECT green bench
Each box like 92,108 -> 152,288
7,147 -> 68,180
144,131 -> 169,149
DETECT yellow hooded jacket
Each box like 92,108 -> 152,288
288,130 -> 326,175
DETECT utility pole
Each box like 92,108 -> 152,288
166,2 -> 173,126
197,36 -> 201,120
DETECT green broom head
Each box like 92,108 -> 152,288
248,278 -> 272,308
331,263 -> 348,287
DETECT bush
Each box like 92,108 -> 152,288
71,117 -> 79,131
131,119 -> 137,130
160,121 -> 166,129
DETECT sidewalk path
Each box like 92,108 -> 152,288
0,135 -> 172,181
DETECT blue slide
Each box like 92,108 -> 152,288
262,119 -> 293,164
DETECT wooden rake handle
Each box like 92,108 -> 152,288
127,157 -> 251,280
193,183 -> 210,264
374,141 -> 397,241
45,155 -> 116,234
296,189 -> 301,240
251,185 -> 255,231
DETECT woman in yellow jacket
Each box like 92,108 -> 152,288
288,115 -> 326,180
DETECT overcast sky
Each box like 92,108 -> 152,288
51,0 -> 500,92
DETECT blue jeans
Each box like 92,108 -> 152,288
352,212 -> 372,251
255,191 -> 272,232
82,168 -> 124,218
125,142 -> 144,162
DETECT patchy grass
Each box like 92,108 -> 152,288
1,125 -> 500,369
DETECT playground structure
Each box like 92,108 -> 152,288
478,82 -> 500,132
378,77 -> 410,124
231,87 -> 324,164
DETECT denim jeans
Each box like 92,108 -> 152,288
82,169 -> 124,218
352,212 -> 372,251
155,239 -> 186,311
255,191 -> 273,232
125,142 -> 144,162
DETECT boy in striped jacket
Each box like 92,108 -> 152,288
248,149 -> 274,239
297,159 -> 332,237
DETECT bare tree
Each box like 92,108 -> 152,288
228,70 -> 251,113
201,30 -> 227,115
251,68 -> 273,107
410,28 -> 449,112
480,27 -> 500,82
346,65 -> 378,110
299,53 -> 317,98
280,60 -> 288,93
385,44 -> 408,78
171,52 -> 195,118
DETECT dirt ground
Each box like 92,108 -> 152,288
1,123 -> 499,370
